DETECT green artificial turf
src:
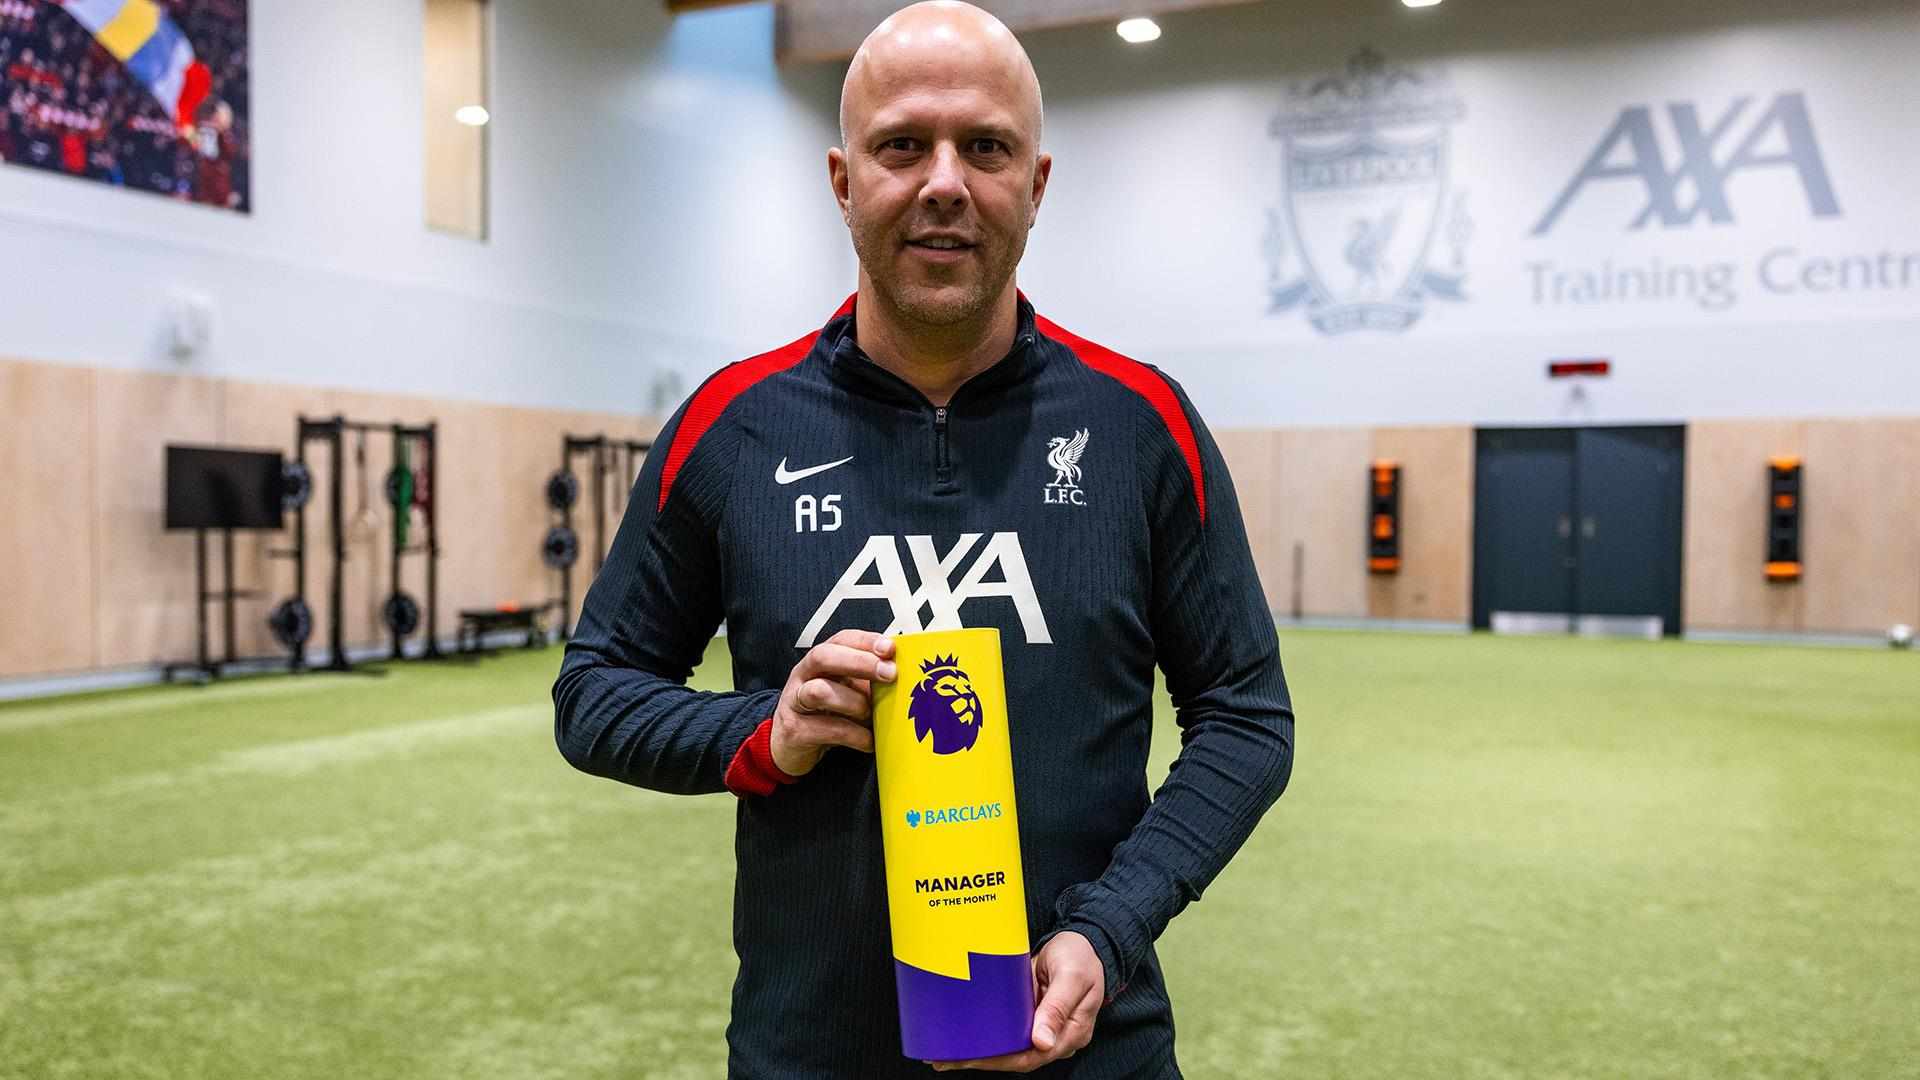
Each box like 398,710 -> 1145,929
2,632 -> 1917,1079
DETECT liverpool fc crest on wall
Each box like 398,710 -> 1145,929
1266,49 -> 1471,334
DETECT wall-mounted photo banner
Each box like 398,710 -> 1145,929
1,0 -> 249,212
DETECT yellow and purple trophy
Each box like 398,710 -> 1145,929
872,627 -> 1033,1062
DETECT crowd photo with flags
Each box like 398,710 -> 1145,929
0,0 -> 248,210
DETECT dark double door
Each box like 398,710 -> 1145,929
1472,426 -> 1685,636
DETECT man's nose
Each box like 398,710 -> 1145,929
920,143 -> 969,212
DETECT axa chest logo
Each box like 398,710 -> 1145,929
796,532 -> 1051,648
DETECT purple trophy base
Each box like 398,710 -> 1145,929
895,951 -> 1035,1062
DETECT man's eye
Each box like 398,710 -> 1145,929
969,139 -> 1007,155
881,137 -> 918,153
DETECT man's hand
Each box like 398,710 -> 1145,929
769,629 -> 896,777
928,931 -> 1104,1073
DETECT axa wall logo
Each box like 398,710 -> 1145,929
1524,92 -> 1885,314
1266,49 -> 1473,335
1532,92 -> 1841,234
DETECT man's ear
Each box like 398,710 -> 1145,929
1028,153 -> 1053,225
828,147 -> 852,225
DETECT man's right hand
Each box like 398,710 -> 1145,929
770,629 -> 896,778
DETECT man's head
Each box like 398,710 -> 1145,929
830,1 -> 1051,329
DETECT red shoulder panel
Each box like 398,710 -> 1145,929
656,333 -> 813,511
656,295 -> 858,512
1035,315 -> 1206,523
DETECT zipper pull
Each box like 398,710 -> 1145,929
933,406 -> 952,487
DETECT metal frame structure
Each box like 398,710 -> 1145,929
284,415 -> 442,671
551,433 -> 651,639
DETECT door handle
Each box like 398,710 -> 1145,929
1581,516 -> 1597,539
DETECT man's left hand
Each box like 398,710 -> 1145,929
927,930 -> 1105,1073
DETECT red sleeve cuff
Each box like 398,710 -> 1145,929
724,717 -> 800,798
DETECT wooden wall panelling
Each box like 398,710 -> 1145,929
494,405 -> 657,642
90,368 -> 222,669
1367,426 -> 1473,623
434,398 -> 660,639
438,398 -> 517,631
561,408 -> 635,636
1273,427 -> 1370,619
590,410 -> 666,632
500,403 -> 568,632
1682,420 -> 1807,633
1800,418 -> 1920,634
1212,429 -> 1281,613
1897,419 -> 1920,632
0,360 -> 97,678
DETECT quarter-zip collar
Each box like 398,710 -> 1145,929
818,292 -> 1044,409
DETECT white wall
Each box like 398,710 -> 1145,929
6,0 -> 1915,432
0,0 -> 854,412
1016,0 -> 1920,428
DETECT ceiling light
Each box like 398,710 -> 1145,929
1402,0 -> 1443,7
1116,17 -> 1161,44
454,105 -> 490,127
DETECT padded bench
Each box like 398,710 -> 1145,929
457,602 -> 555,653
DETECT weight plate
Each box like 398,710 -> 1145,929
280,461 -> 312,512
383,592 -> 421,638
386,466 -> 413,510
545,470 -> 579,511
542,525 -> 579,570
268,597 -> 313,650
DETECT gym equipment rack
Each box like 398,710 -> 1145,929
271,415 -> 441,672
544,433 -> 650,639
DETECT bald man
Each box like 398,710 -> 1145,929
554,3 -> 1294,1076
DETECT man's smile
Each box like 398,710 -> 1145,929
906,232 -> 977,262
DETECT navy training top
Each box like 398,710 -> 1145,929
553,294 -> 1294,1079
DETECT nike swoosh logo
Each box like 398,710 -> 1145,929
774,455 -> 854,485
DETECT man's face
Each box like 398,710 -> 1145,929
832,34 -> 1050,328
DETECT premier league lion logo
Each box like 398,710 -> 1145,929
908,654 -> 984,755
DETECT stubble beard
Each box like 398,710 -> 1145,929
850,205 -> 1030,331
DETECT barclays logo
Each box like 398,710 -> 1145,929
1266,49 -> 1472,335
1532,92 -> 1841,234
906,803 -> 1002,829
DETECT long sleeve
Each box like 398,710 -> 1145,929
1044,376 -> 1296,999
551,397 -> 782,797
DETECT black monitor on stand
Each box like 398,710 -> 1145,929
162,445 -> 286,681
